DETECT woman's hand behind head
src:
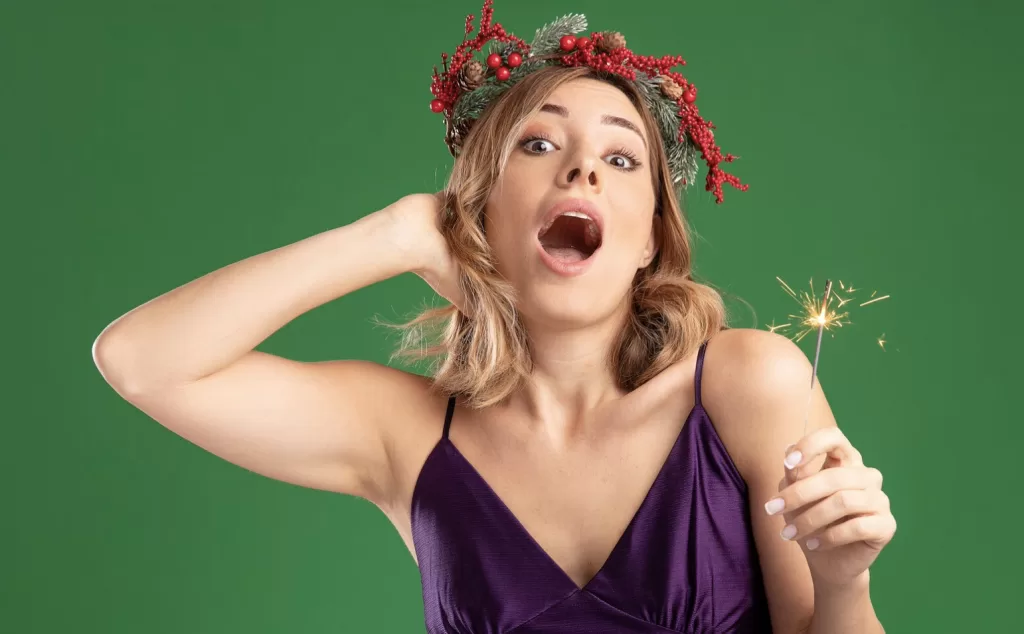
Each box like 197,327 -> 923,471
386,193 -> 468,315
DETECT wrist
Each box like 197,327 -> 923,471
808,571 -> 881,634
383,195 -> 445,275
813,570 -> 870,601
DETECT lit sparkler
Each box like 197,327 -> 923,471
771,277 -> 890,344
769,277 -> 891,435
776,277 -> 847,343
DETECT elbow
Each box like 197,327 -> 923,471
92,330 -> 154,398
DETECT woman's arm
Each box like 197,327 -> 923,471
92,194 -> 460,508
702,328 -> 890,634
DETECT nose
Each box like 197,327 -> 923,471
561,156 -> 600,190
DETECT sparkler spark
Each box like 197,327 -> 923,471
774,277 -> 849,343
770,277 -> 890,344
860,293 -> 890,307
767,277 -> 893,437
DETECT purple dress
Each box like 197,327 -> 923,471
411,341 -> 773,633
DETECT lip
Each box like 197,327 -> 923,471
534,197 -> 604,277
537,197 -> 605,238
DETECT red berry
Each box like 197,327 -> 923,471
507,52 -> 523,67
560,35 -> 577,51
496,66 -> 511,81
682,89 -> 696,104
430,99 -> 445,113
486,53 -> 502,68
577,36 -> 591,49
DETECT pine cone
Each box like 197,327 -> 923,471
445,116 -> 474,156
457,60 -> 486,91
659,76 -> 683,101
597,31 -> 626,52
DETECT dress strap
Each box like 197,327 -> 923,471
694,340 -> 709,408
442,394 -> 457,439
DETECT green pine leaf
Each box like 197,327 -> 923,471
508,56 -> 548,82
667,137 -> 700,186
636,75 -> 679,138
453,83 -> 507,122
530,13 -> 588,56
635,74 -> 699,186
450,58 -> 551,129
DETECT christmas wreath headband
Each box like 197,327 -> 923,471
428,0 -> 747,203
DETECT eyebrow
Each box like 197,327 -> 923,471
539,103 -> 647,148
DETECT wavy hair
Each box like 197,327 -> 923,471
391,65 -> 728,408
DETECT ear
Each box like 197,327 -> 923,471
639,213 -> 662,268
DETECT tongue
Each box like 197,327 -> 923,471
544,246 -> 588,262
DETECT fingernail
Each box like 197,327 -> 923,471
781,524 -> 797,540
784,450 -> 803,469
806,538 -> 820,550
764,498 -> 785,515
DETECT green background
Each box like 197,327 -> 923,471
3,0 -> 1018,631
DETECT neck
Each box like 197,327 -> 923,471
506,309 -> 629,445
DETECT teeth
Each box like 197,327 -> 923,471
560,211 -> 591,220
547,210 -> 599,232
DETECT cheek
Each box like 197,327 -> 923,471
609,192 -> 657,252
486,173 -> 542,250
484,203 -> 533,274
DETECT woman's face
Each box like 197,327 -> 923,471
485,77 -> 659,330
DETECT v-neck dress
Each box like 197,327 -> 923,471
410,341 -> 772,633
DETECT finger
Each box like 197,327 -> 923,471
784,427 -> 862,475
804,513 -> 897,551
782,445 -> 821,485
778,489 -> 890,543
780,441 -> 822,487
765,466 -> 883,517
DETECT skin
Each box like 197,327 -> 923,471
93,78 -> 895,633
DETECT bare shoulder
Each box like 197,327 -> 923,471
699,328 -> 823,478
701,327 -> 814,404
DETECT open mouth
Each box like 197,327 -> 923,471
537,211 -> 603,263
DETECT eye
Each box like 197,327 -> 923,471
605,148 -> 642,172
519,135 -> 643,172
521,136 -> 556,154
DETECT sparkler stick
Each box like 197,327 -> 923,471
804,280 -> 833,436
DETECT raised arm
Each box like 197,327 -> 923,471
92,194 -> 462,507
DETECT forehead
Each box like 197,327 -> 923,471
540,77 -> 640,120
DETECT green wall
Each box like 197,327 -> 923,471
3,0 -> 1018,631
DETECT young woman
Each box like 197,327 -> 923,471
92,4 -> 895,632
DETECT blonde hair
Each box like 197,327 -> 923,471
392,65 -> 728,408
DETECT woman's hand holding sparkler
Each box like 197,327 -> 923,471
762,276 -> 896,588
765,426 -> 897,589
712,318 -> 894,630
